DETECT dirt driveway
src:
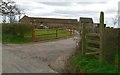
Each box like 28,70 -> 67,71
2,38 -> 76,73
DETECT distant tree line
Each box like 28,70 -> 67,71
0,0 -> 25,23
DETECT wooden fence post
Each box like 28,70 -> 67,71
70,28 -> 72,36
99,11 -> 105,63
56,29 -> 58,39
82,23 -> 86,55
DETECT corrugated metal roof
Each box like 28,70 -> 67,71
27,16 -> 78,24
79,17 -> 93,23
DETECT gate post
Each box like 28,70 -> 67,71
99,11 -> 105,63
56,29 -> 58,39
70,28 -> 72,36
82,23 -> 86,55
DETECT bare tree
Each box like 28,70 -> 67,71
111,15 -> 118,28
0,0 -> 24,23
0,0 -> 9,23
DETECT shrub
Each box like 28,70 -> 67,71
2,23 -> 32,37
15,23 -> 32,37
2,23 -> 16,35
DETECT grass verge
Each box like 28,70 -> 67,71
69,54 -> 118,73
2,35 -> 32,44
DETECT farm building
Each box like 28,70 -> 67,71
79,17 -> 106,28
79,17 -> 106,33
79,17 -> 93,24
20,15 -> 78,29
93,23 -> 106,28
79,17 -> 94,31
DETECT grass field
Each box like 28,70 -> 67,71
34,29 -> 71,41
2,29 -> 72,44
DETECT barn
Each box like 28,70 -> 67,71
20,15 -> 78,29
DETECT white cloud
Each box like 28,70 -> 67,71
0,0 -> 119,27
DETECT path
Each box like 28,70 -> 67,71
2,38 -> 76,73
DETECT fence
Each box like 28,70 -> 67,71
81,11 -> 119,64
32,28 -> 74,41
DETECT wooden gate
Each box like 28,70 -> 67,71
81,11 -> 105,63
32,28 -> 74,42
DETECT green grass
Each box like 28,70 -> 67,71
2,29 -> 71,43
70,54 -> 118,73
2,35 -> 32,44
35,29 -> 70,35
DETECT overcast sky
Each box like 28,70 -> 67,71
1,0 -> 120,27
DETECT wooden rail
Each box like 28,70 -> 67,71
86,40 -> 100,45
32,29 -> 73,41
86,33 -> 100,37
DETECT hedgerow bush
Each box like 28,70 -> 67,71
2,23 -> 32,37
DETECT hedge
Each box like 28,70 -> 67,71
2,23 -> 32,37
